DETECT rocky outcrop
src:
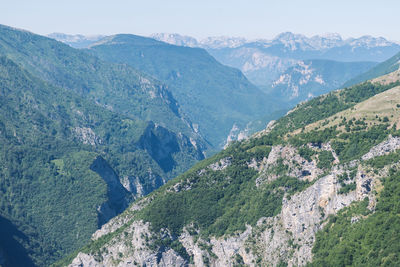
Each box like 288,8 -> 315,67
74,127 -> 102,146
209,157 -> 232,171
362,135 -> 400,160
256,144 -> 323,186
70,221 -> 187,267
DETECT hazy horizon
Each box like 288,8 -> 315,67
2,0 -> 400,42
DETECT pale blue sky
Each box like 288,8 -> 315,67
2,0 -> 399,41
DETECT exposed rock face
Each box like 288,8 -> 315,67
361,135 -> 400,160
74,127 -> 102,146
70,221 -> 187,267
224,123 -> 249,148
209,157 -> 232,171
256,144 -> 323,185
69,137 -> 398,267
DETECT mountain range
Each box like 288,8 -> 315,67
151,32 -> 400,60
48,32 -> 400,143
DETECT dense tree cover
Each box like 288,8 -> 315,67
366,150 -> 400,170
138,140 -> 310,241
0,56 -> 202,266
332,124 -> 391,162
0,24 -> 201,143
310,170 -> 400,266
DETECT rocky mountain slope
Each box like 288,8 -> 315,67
63,70 -> 400,266
87,34 -> 277,148
269,59 -> 376,107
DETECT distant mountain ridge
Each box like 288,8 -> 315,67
151,32 -> 400,86
151,32 -> 399,58
47,33 -> 105,48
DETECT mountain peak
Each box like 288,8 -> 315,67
150,33 -> 198,47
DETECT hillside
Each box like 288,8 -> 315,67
0,54 -> 204,266
64,72 -> 400,266
344,51 -> 400,87
87,34 -> 277,148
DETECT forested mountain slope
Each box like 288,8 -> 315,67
66,71 -> 400,267
87,34 -> 278,148
0,53 -> 203,266
0,25 -> 200,143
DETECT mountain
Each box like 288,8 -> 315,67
150,33 -> 247,49
0,54 -> 205,266
47,33 -> 105,48
149,33 -> 199,47
344,51 -> 400,87
87,34 -> 279,148
63,69 -> 400,266
268,59 -> 377,107
0,25 -> 211,266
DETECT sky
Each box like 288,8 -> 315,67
1,0 -> 400,41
